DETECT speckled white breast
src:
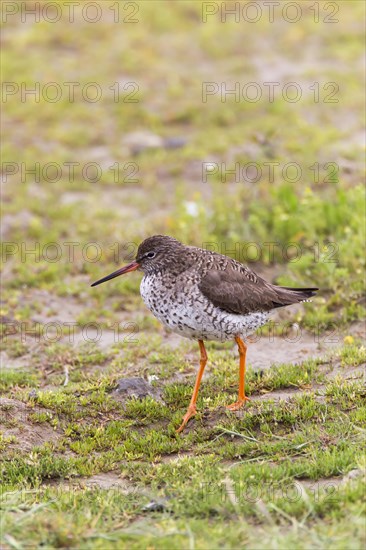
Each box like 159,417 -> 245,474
140,273 -> 268,342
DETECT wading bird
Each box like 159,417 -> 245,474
92,235 -> 317,433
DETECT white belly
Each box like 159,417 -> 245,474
140,274 -> 268,342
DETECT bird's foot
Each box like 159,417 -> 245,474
176,406 -> 197,433
226,396 -> 250,411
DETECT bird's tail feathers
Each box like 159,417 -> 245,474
273,286 -> 318,308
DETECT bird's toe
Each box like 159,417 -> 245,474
176,406 -> 197,433
226,397 -> 250,411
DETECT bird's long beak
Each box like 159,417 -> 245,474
91,261 -> 140,287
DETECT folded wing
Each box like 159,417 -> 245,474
199,265 -> 318,315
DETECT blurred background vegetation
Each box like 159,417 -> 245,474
2,0 -> 365,329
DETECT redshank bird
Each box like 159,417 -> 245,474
91,235 -> 318,432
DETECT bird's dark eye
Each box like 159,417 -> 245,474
146,251 -> 156,259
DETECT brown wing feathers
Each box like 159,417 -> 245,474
198,266 -> 318,316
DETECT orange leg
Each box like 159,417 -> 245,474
176,340 -> 207,433
226,336 -> 250,411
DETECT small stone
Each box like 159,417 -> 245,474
163,136 -> 188,150
344,469 -> 364,482
142,500 -> 168,513
122,132 -> 188,156
122,131 -> 163,156
113,377 -> 159,400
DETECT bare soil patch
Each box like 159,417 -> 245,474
0,397 -> 63,452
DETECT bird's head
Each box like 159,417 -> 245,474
91,235 -> 184,287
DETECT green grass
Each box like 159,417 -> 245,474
1,354 -> 365,548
